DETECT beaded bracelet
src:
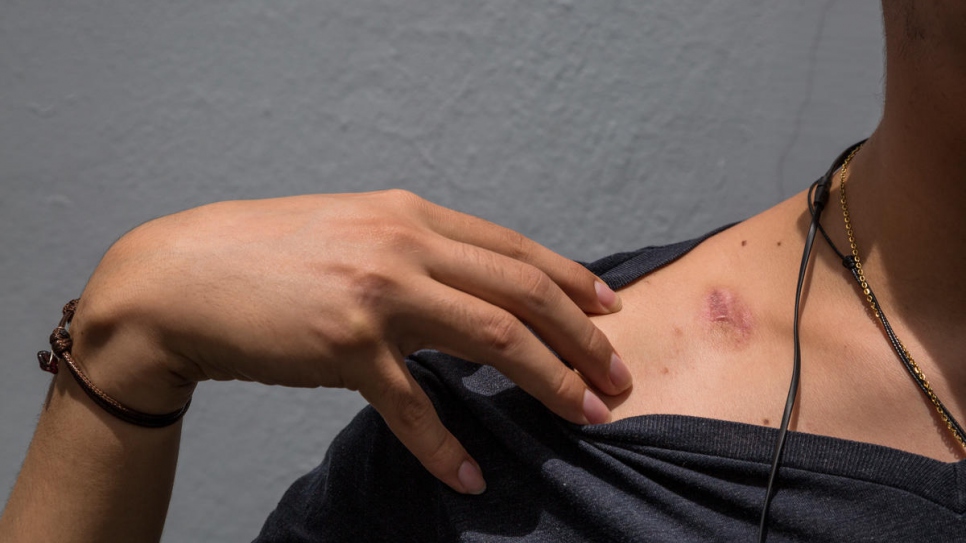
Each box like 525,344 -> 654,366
37,299 -> 191,428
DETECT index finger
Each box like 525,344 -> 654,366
416,200 -> 623,316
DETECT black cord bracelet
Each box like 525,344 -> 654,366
37,299 -> 191,428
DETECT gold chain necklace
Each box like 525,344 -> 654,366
839,147 -> 966,450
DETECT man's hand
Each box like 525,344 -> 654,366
72,190 -> 630,494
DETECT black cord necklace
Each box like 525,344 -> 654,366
818,145 -> 966,448
756,141 -> 860,543
758,141 -> 964,542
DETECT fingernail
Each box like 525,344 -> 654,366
608,352 -> 632,391
595,281 -> 622,312
582,389 -> 611,425
458,460 -> 487,495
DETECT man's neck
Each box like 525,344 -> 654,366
827,14 -> 966,330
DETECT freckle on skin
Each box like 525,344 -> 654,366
661,367 -> 669,375
741,240 -> 747,247
763,418 -> 770,425
777,240 -> 782,247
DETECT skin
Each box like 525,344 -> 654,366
702,287 -> 755,349
0,191 -> 628,542
3,0 -> 964,540
596,195 -> 966,461
595,0 -> 966,462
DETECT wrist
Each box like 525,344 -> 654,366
68,296 -> 197,417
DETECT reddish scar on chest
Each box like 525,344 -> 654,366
702,288 -> 754,347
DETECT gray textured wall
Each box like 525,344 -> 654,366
2,1 -> 884,541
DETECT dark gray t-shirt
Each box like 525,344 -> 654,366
255,230 -> 966,542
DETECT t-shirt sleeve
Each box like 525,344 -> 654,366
253,402 -> 442,542
254,350 -> 578,542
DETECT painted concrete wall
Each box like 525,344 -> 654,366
1,1 -> 884,541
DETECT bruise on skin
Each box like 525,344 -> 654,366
703,287 -> 754,349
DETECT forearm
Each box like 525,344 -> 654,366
0,370 -> 182,543
1,190 -> 628,538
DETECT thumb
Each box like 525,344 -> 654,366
360,358 -> 486,495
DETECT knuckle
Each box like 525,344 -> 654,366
370,220 -> 423,251
550,367 -> 579,402
480,312 -> 523,354
348,265 -> 400,310
311,309 -> 380,352
500,227 -> 532,261
389,389 -> 435,434
518,268 -> 555,314
381,188 -> 424,210
454,242 -> 498,279
580,324 -> 611,361
562,260 -> 594,290
310,273 -> 399,352
415,431 -> 454,470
